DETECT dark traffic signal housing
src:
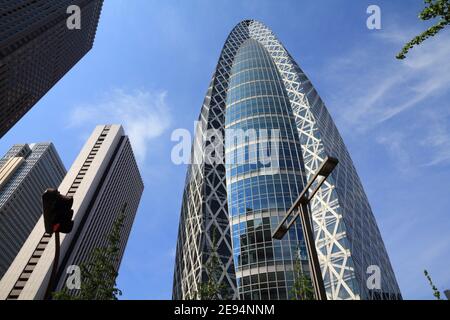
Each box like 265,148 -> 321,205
42,188 -> 74,234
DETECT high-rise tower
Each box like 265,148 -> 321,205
173,20 -> 401,300
0,0 -> 104,137
0,125 -> 143,300
0,143 -> 66,280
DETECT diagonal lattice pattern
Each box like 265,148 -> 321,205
173,20 -> 402,300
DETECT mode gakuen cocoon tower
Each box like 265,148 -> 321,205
173,20 -> 401,300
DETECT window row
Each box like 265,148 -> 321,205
226,96 -> 292,125
229,67 -> 281,89
227,80 -> 287,104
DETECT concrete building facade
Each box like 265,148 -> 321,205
0,125 -> 143,300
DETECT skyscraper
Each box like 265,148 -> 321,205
0,0 -> 104,138
173,20 -> 401,300
0,125 -> 143,300
0,143 -> 66,280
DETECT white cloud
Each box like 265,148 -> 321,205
326,29 -> 450,133
321,26 -> 450,171
69,89 -> 172,163
419,111 -> 450,167
376,130 -> 411,172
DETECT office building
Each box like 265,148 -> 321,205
0,125 -> 143,300
0,0 -> 104,137
173,20 -> 401,300
0,143 -> 66,279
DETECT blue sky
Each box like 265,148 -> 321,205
1,0 -> 449,299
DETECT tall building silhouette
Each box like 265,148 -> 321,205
0,0 -> 104,137
0,125 -> 143,300
173,20 -> 401,300
0,143 -> 66,280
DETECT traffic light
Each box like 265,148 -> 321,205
42,188 -> 74,234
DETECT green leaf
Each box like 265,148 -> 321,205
396,0 -> 450,59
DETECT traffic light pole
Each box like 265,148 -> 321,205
44,226 -> 60,300
272,157 -> 339,300
42,188 -> 74,299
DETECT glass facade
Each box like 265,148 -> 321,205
0,0 -> 104,138
173,20 -> 402,300
225,39 -> 308,299
0,143 -> 66,279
